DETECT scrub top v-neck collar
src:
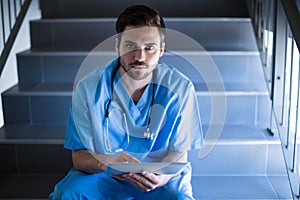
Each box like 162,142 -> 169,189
113,70 -> 154,125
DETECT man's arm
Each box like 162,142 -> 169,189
72,150 -> 140,174
122,151 -> 188,191
162,151 -> 187,162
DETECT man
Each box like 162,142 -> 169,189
50,5 -> 203,199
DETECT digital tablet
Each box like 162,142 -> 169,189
105,162 -> 189,175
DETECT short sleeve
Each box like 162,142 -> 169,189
64,106 -> 86,150
169,83 -> 203,152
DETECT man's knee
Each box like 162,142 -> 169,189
49,168 -> 101,199
49,189 -> 79,200
50,185 -> 103,200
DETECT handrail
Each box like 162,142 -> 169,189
281,0 -> 300,51
0,0 -> 32,77
248,0 -> 300,199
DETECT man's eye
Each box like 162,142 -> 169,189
145,46 -> 155,51
126,44 -> 137,49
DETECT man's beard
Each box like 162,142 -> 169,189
119,58 -> 152,80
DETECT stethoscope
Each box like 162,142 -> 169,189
104,63 -> 156,153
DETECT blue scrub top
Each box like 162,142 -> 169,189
65,58 -> 203,162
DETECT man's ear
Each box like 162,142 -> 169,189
159,42 -> 165,57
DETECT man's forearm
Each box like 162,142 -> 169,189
72,150 -> 109,173
162,151 -> 187,162
72,150 -> 141,174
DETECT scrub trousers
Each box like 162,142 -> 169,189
49,164 -> 195,200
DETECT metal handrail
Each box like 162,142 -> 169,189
281,0 -> 300,51
248,0 -> 300,199
0,0 -> 32,77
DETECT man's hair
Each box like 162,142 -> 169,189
116,5 -> 166,44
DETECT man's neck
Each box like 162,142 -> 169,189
118,66 -> 152,104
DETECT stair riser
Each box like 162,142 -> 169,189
198,94 -> 270,126
2,92 -> 269,126
30,19 -> 257,51
191,176 -> 292,199
189,143 -> 286,176
17,53 -> 261,84
0,143 -> 71,174
2,95 -> 70,125
40,0 -> 249,18
0,143 -> 285,175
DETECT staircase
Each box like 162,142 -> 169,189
0,0 -> 293,199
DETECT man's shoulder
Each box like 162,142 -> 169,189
76,58 -> 117,88
156,62 -> 192,86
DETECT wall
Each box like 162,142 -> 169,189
0,0 -> 41,127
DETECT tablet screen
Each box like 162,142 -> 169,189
106,162 -> 189,175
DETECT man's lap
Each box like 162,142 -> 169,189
49,165 -> 194,200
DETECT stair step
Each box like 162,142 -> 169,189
0,173 -> 64,199
17,49 -> 262,85
0,124 -> 65,144
0,142 -> 72,174
0,124 -> 274,145
0,174 -> 292,199
191,175 -> 292,199
0,124 -> 72,174
39,0 -> 249,18
189,125 -> 285,176
0,124 -> 281,175
0,124 -> 287,197
2,83 -> 270,126
195,83 -> 270,126
2,85 -> 71,125
30,18 -> 257,51
4,82 -> 268,95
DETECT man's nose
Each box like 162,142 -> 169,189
134,49 -> 146,61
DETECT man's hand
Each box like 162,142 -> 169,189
122,171 -> 176,192
110,152 -> 140,163
109,152 -> 141,180
118,151 -> 187,191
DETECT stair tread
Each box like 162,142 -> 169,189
39,0 -> 249,18
0,173 -> 292,199
0,124 -> 277,145
32,17 -> 252,22
191,175 -> 292,199
194,83 -> 268,94
19,48 -> 260,56
202,124 -> 278,143
30,17 -> 257,51
4,82 -> 268,96
3,84 -> 74,95
0,124 -> 65,144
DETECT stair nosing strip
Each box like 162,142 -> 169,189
32,17 -> 252,23
0,139 -> 65,145
6,91 -> 72,96
18,50 -> 259,56
204,140 -> 281,145
5,90 -> 267,96
196,91 -> 269,96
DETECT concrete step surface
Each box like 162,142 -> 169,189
30,18 -> 258,51
0,173 -> 292,199
0,124 -> 283,175
17,49 -> 262,85
39,0 -> 249,18
1,82 -> 270,126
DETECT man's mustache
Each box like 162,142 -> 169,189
129,61 -> 147,66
